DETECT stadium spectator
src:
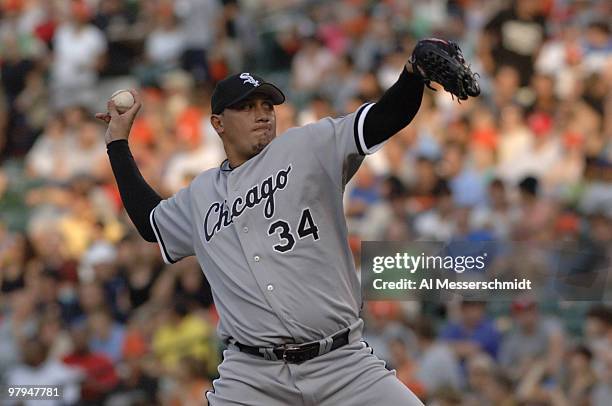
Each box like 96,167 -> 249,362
511,176 -> 557,241
152,299 -> 219,377
463,352 -> 495,405
174,0 -> 222,84
166,356 -> 213,406
480,0 -> 546,86
482,370 -> 518,406
414,318 -> 463,398
291,36 -> 336,93
5,338 -> 82,406
470,178 -> 513,240
592,347 -> 612,406
63,323 -> 119,403
561,345 -> 597,405
440,301 -> 501,361
138,3 -> 185,87
414,180 -> 457,241
87,307 -> 126,363
50,0 -> 107,111
499,299 -> 565,381
387,335 -> 426,400
585,305 -> 612,372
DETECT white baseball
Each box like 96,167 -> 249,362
110,89 -> 135,114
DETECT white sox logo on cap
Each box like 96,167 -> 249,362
240,73 -> 260,87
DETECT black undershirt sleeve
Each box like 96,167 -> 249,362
107,139 -> 162,242
362,67 -> 424,151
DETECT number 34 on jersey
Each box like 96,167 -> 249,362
268,208 -> 319,253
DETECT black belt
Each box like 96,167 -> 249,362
234,328 -> 350,364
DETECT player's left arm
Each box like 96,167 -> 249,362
357,64 -> 425,155
301,39 -> 479,187
360,38 -> 480,154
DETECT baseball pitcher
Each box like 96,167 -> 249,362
97,39 -> 479,405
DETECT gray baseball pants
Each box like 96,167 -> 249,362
205,320 -> 424,405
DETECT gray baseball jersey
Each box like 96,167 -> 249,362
150,103 -> 382,346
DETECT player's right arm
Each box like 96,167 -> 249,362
96,91 -> 160,243
97,92 -> 194,263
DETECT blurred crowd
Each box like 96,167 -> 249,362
0,0 -> 611,404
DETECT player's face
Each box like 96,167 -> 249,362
213,95 -> 277,167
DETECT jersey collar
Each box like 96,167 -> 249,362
220,159 -> 233,172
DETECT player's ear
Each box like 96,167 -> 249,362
211,114 -> 224,135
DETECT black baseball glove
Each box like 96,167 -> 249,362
410,38 -> 480,101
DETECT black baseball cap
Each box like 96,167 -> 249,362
211,72 -> 285,114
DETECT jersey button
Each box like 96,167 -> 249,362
243,227 -> 249,233
254,255 -> 260,262
267,284 -> 274,291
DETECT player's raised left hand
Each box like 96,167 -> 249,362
409,38 -> 480,101
95,89 -> 142,145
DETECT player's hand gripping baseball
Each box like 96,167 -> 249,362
95,89 -> 142,144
